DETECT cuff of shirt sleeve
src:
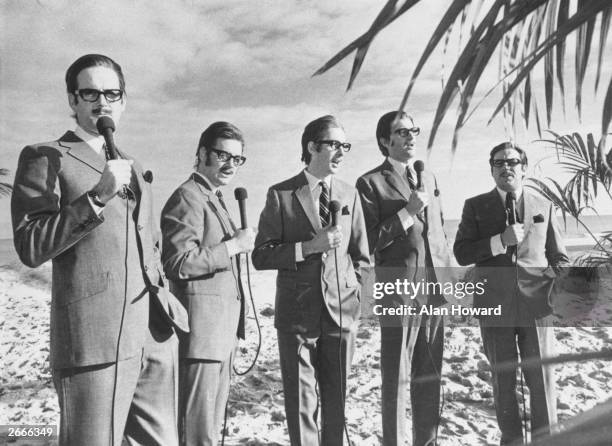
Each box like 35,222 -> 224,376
225,239 -> 239,258
397,208 -> 414,231
295,242 -> 304,262
490,234 -> 506,256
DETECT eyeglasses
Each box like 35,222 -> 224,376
394,127 -> 420,137
316,140 -> 352,152
210,148 -> 246,166
74,89 -> 124,103
490,158 -> 523,168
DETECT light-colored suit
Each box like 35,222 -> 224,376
357,159 -> 454,446
252,171 -> 369,445
454,187 -> 569,444
161,172 -> 245,445
11,131 -> 188,446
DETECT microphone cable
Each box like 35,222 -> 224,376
223,254 -> 262,445
110,194 -> 130,446
333,247 -> 353,446
233,254 -> 262,376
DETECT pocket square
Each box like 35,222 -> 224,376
342,205 -> 350,215
533,214 -> 545,223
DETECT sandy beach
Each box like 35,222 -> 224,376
2,236 -> 612,445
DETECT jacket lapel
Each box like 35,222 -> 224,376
294,171 -> 320,231
192,173 -> 234,236
381,159 -> 411,201
60,131 -> 106,174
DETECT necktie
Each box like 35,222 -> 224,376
319,181 -> 330,227
505,193 -> 520,224
406,166 -> 416,190
216,190 -> 229,213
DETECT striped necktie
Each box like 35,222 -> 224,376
319,181 -> 330,227
406,166 -> 416,190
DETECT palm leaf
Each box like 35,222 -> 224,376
0,168 -> 13,197
398,0 -> 471,111
312,0 -> 422,90
595,7 -> 610,90
574,0 -> 596,118
487,0 -> 610,126
556,0 -> 569,115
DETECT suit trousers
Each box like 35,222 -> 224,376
179,351 -> 234,446
277,310 -> 357,446
53,322 -> 179,446
480,315 -> 556,445
380,314 -> 444,446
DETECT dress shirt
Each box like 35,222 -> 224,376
386,156 -> 416,231
490,187 -> 524,256
295,169 -> 332,262
193,172 -> 239,258
75,125 -> 107,214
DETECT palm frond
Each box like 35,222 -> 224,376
0,168 -> 12,197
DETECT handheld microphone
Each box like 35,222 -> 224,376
507,192 -> 517,225
234,187 -> 248,229
96,116 -> 119,160
330,200 -> 341,226
414,160 -> 425,189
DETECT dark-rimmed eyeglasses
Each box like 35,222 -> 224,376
74,89 -> 124,103
316,140 -> 352,152
490,158 -> 523,168
394,127 -> 420,137
210,148 -> 246,166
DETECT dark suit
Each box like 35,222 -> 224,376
161,172 -> 245,446
454,188 -> 568,444
356,159 -> 454,446
252,171 -> 369,445
11,131 -> 188,446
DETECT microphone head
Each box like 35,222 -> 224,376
96,116 -> 115,134
234,187 -> 248,201
413,160 -> 425,173
329,200 -> 341,214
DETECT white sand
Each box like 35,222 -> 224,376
2,259 -> 611,445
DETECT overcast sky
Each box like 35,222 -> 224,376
1,0 -> 610,239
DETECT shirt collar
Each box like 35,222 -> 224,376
387,156 -> 415,176
304,168 -> 331,191
74,125 -> 105,155
194,171 -> 219,193
496,186 -> 523,203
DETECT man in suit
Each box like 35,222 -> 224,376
160,121 -> 255,446
356,110 -> 454,446
11,54 -> 188,446
454,142 -> 569,444
252,115 -> 369,445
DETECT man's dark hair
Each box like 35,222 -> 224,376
196,121 -> 245,167
489,142 -> 528,166
65,54 -> 126,94
301,115 -> 343,164
376,110 -> 411,156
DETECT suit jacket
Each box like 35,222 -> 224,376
161,173 -> 245,361
11,131 -> 188,369
453,188 -> 569,321
356,159 -> 455,306
252,171 -> 370,333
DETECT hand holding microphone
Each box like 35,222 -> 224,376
405,161 -> 428,216
302,201 -> 342,255
231,187 -> 256,254
92,117 -> 133,203
501,191 -> 524,247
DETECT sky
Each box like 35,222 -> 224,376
1,0 -> 611,240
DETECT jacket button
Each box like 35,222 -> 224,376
144,265 -> 149,272
137,224 -> 144,231
322,253 -> 327,259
